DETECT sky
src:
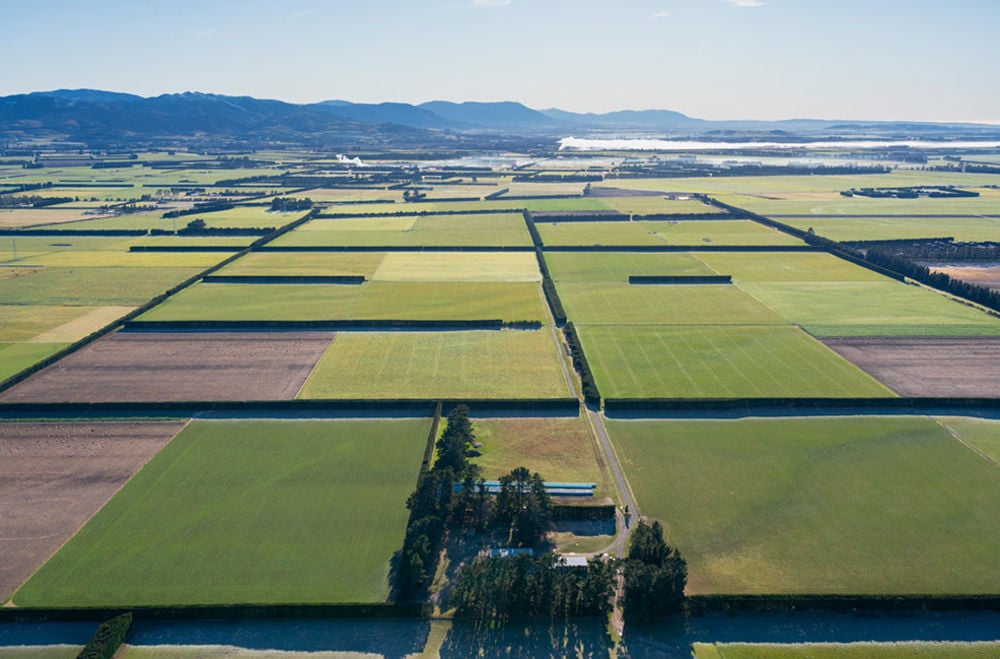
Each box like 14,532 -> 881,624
2,0 -> 999,123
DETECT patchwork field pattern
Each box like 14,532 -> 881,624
273,213 -> 532,247
608,416 -> 1000,594
10,419 -> 429,606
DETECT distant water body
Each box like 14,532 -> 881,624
559,137 -> 1000,151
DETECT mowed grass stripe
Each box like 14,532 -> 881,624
608,416 -> 1000,595
11,419 -> 429,607
578,325 -> 894,398
298,330 -> 569,399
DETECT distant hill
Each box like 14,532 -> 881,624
2,89 -> 998,147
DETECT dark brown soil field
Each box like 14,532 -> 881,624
823,336 -> 1000,397
0,421 -> 183,600
0,332 -> 334,403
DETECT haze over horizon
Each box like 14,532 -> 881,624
3,0 -> 999,124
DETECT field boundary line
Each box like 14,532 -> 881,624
935,418 -> 1000,469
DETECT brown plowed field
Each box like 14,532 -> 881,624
0,421 -> 183,600
0,332 -> 334,403
822,336 -> 1000,397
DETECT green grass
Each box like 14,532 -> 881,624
0,267 -> 204,305
556,282 -> 787,325
65,206 -> 305,231
608,416 -> 1000,594
739,281 -> 1000,336
298,330 -> 569,399
470,417 -> 609,499
936,417 -> 1000,464
31,250 -> 227,268
370,252 -> 540,282
272,213 -> 531,247
0,236 -> 136,260
693,641 -> 1000,658
777,215 -> 1000,242
0,342 -> 68,381
693,252 -> 888,282
599,196 -> 723,216
141,281 -> 548,323
10,419 -> 429,607
537,220 -> 803,247
545,252 -> 717,283
578,325 -> 893,398
220,251 -> 386,278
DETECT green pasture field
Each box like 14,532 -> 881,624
544,251 -> 717,283
273,212 -> 532,247
936,417 -> 1000,464
692,252 -> 887,282
578,325 -> 893,398
776,215 -> 1000,242
10,419 -> 429,607
607,416 -> 1000,595
470,416 -> 610,500
292,187 -> 399,203
140,281 -> 547,323
692,642 -> 1000,658
555,282 -> 786,325
536,220 -> 803,247
319,200 -> 528,215
31,250 -> 226,268
522,198 -> 610,211
13,186 -> 138,201
128,235 -> 256,248
502,181 -> 586,196
219,251 -> 386,278
418,183 -> 499,199
598,196 -> 723,216
716,188 -> 1000,216
56,211 -> 180,232
298,330 -> 568,399
0,342 -> 68,382
0,266 -> 204,305
593,170 -> 1000,195
371,252 -> 540,282
1,236 -> 135,259
739,281 -> 1000,336
0,208 -> 96,228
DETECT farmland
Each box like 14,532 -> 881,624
536,219 -> 804,247
0,332 -> 334,402
270,213 -> 532,247
577,325 -> 893,398
777,215 -> 1000,242
139,280 -> 548,323
10,419 -> 429,606
607,416 -> 1000,594
298,330 -> 569,399
469,416 -> 610,500
0,421 -> 184,600
546,251 -> 717,283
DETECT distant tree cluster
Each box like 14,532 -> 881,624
269,196 -> 313,212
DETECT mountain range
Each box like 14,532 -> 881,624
2,89 -> 998,147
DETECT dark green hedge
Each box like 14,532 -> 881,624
78,612 -> 131,659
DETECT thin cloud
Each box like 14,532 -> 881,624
193,27 -> 218,39
725,0 -> 765,6
288,10 -> 313,20
652,10 -> 671,19
472,0 -> 512,7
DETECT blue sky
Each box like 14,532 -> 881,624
2,0 -> 999,122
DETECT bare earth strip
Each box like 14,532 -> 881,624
0,421 -> 183,601
822,337 -> 1000,397
0,332 -> 334,403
